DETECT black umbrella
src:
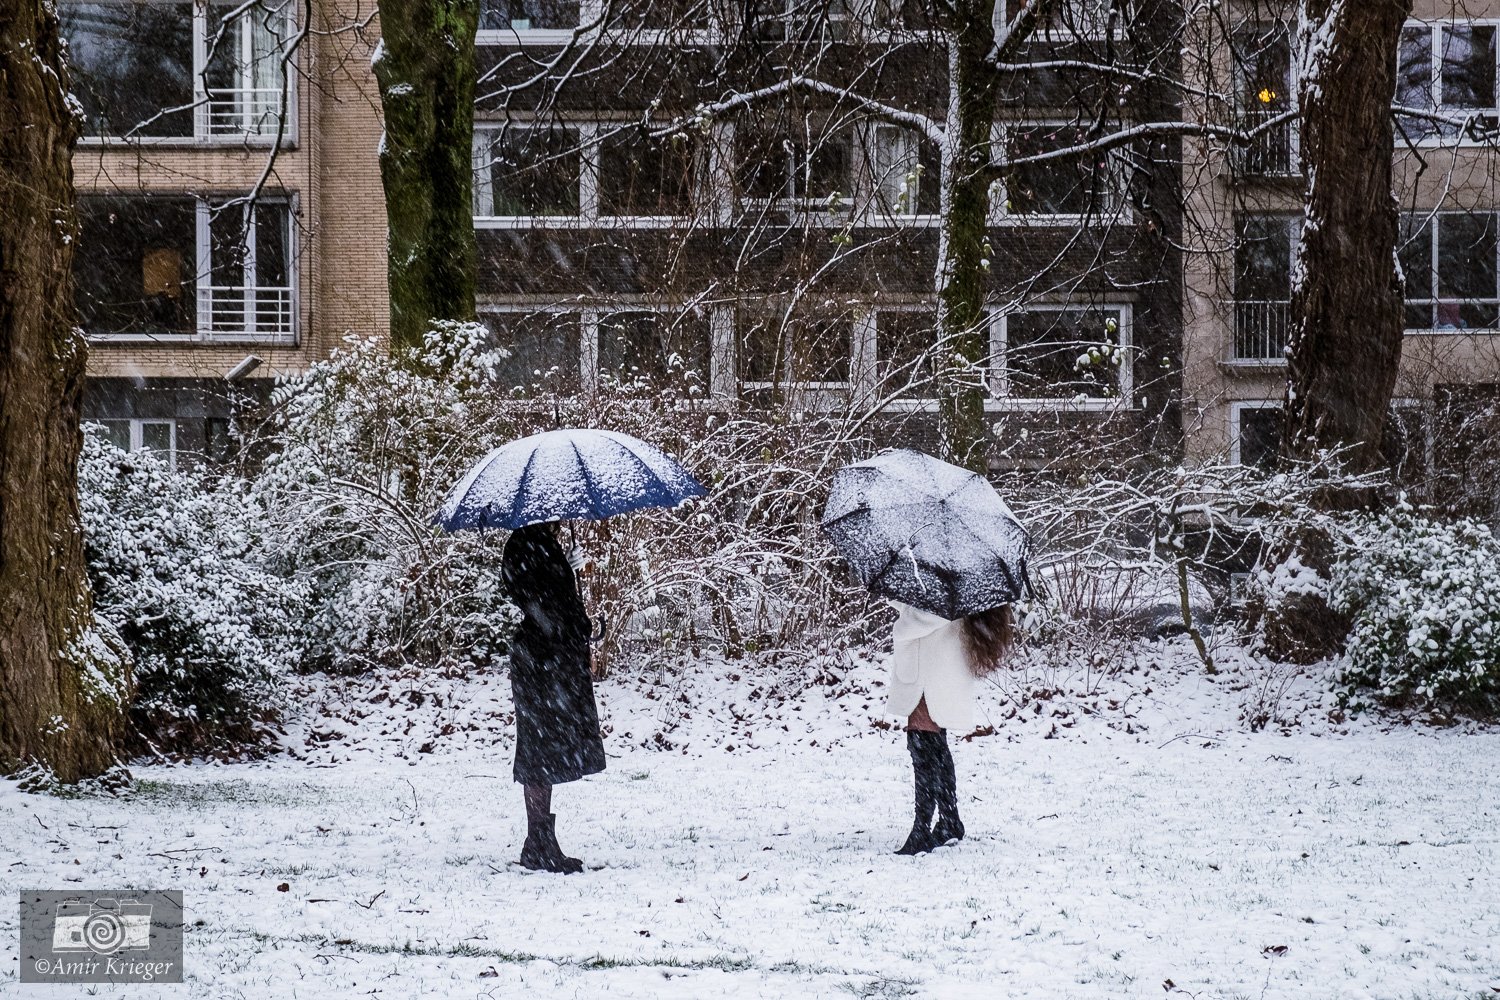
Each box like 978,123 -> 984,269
821,449 -> 1031,620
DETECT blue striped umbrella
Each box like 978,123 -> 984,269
434,428 -> 706,531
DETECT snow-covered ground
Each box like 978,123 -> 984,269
3,641 -> 1498,999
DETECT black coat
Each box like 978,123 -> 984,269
501,525 -> 606,786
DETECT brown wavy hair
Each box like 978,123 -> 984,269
961,605 -> 1015,676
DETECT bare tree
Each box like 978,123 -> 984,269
0,0 -> 131,783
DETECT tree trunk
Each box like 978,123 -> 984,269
373,0 -> 481,353
935,0 -> 1000,475
1263,0 -> 1412,662
1282,0 -> 1411,469
0,0 -> 132,783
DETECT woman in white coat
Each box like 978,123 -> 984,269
887,600 -> 1013,854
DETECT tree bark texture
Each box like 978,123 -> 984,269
373,0 -> 480,353
935,0 -> 1002,474
1282,0 -> 1412,471
0,0 -> 132,782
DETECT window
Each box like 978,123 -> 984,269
869,127 -> 941,218
1230,403 -> 1280,469
596,310 -> 711,384
481,310 -> 582,392
1231,22 -> 1297,176
739,129 -> 853,213
993,306 -> 1129,402
480,0 -> 580,31
1397,24 -> 1499,140
95,418 -> 178,468
60,1 -> 293,140
741,314 -> 853,387
875,310 -> 939,398
598,127 -> 697,217
1000,123 -> 1122,218
747,0 -> 852,41
1233,215 -> 1298,360
1400,212 -> 1500,329
1005,0 -> 1123,39
75,194 -> 295,341
474,126 -> 583,217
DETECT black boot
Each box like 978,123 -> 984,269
519,814 -> 583,873
895,730 -> 939,855
930,730 -> 965,847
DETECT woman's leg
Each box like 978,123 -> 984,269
896,699 -> 940,855
931,731 -> 964,845
519,783 -> 583,874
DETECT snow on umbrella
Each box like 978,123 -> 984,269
821,449 -> 1032,620
434,428 -> 706,531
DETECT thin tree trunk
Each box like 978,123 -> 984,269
936,0 -> 1000,474
373,0 -> 481,353
1282,0 -> 1411,469
0,0 -> 132,783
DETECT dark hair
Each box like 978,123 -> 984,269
961,604 -> 1014,676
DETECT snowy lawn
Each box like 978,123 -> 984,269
3,643 -> 1498,999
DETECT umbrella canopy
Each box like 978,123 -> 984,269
821,449 -> 1031,620
435,428 -> 706,531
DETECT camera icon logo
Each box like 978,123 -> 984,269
51,898 -> 154,955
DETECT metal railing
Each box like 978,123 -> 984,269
1232,108 -> 1298,178
1232,299 -> 1290,360
201,88 -> 284,136
198,285 -> 295,339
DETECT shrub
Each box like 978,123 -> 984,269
1332,502 -> 1500,714
79,429 -> 306,754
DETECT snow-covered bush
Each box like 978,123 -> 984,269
79,428 -> 306,754
1332,503 -> 1500,714
252,324 -> 521,672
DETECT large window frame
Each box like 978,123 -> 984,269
473,122 -> 701,227
1396,20 -> 1500,144
989,303 -> 1133,409
63,0 -> 298,144
991,121 -> 1130,225
80,192 -> 299,345
476,0 -> 715,44
1230,214 -> 1300,363
1400,210 -> 1500,331
92,418 -> 179,469
1229,401 -> 1280,468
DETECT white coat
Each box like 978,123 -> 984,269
886,600 -> 976,732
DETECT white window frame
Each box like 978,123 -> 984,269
862,124 -> 942,227
475,0 -> 718,45
867,303 -> 940,409
737,125 -> 857,224
83,192 -> 298,345
477,300 -> 731,401
1032,0 -> 1131,42
1396,20 -> 1500,147
988,303 -> 1133,410
1228,400 -> 1279,466
1401,210 -> 1500,332
473,122 -> 702,228
746,0 -> 853,42
96,418 -> 179,469
71,0 -> 298,146
737,309 -> 859,396
1230,213 -> 1299,363
990,121 -> 1131,226
1230,20 -> 1300,178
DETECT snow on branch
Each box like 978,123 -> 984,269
659,76 -> 944,144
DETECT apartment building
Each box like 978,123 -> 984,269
1184,0 -> 1500,498
61,0 -> 387,464
470,0 -> 1187,468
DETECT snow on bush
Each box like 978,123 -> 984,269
252,323 -> 520,672
1332,502 -> 1500,713
79,428 -> 306,754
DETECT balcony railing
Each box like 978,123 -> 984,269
198,285 -> 295,340
1233,299 -> 1290,360
201,88 -> 285,137
1232,109 -> 1298,179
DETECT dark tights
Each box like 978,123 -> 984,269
523,783 -> 551,822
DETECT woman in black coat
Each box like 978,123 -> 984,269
501,522 -> 606,873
